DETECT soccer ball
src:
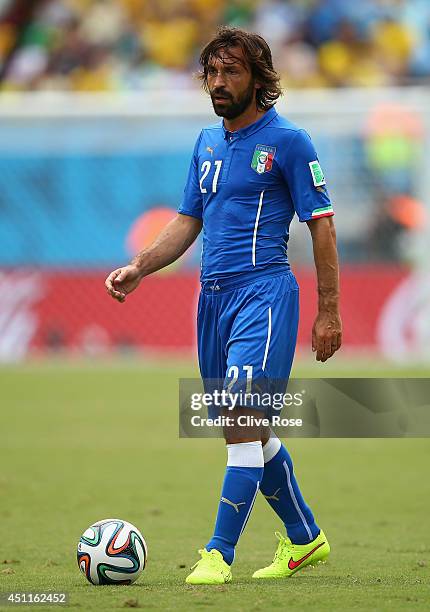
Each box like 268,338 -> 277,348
77,518 -> 147,585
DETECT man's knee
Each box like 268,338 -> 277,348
222,407 -> 267,445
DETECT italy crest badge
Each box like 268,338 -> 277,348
251,144 -> 276,174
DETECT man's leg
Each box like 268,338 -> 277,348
250,273 -> 330,578
188,272 -> 327,584
197,271 -> 300,574
205,411 -> 264,564
186,408 -> 264,584
260,432 -> 320,543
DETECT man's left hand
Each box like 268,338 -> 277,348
312,311 -> 342,362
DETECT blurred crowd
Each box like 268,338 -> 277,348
0,0 -> 430,90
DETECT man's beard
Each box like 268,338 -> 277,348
210,79 -> 255,120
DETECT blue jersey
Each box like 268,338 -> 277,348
178,106 -> 333,282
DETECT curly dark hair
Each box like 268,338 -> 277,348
199,27 -> 282,111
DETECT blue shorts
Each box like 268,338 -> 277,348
197,268 -> 299,418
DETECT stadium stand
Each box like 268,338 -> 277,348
0,0 -> 429,91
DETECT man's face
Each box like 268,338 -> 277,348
207,47 -> 257,120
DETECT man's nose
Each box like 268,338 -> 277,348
212,71 -> 226,89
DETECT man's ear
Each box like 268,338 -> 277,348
255,81 -> 262,90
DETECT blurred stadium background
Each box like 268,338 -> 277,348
0,0 -> 429,367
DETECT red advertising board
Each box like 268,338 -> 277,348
0,266 -> 419,361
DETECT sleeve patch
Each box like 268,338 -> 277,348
309,160 -> 326,187
311,205 -> 334,218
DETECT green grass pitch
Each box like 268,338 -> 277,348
0,359 -> 429,611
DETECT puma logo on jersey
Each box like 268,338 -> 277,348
221,497 -> 246,513
263,488 -> 281,501
206,145 -> 218,155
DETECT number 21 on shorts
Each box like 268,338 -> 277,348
226,365 -> 253,394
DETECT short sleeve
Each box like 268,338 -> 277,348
178,131 -> 203,220
280,129 -> 334,222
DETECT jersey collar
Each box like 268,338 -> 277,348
222,106 -> 278,140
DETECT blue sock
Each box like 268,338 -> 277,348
206,441 -> 264,565
260,436 -> 320,544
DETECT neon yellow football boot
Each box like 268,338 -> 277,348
252,530 -> 330,579
185,549 -> 232,585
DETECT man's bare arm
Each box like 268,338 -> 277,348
105,213 -> 202,303
306,216 -> 342,362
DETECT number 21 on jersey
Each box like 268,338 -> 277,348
200,160 -> 222,194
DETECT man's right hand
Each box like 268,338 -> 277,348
105,214 -> 202,303
105,264 -> 143,303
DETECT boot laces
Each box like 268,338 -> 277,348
190,548 -> 221,570
273,531 -> 293,563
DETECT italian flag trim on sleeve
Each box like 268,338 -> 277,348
311,205 -> 334,219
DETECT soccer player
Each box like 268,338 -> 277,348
105,27 -> 342,585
